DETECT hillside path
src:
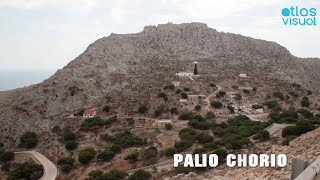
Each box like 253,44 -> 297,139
15,151 -> 57,180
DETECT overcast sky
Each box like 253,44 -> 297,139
0,0 -> 319,71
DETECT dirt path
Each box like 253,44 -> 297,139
15,151 -> 57,180
204,85 -> 222,111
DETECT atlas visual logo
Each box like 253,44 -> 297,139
282,6 -> 317,25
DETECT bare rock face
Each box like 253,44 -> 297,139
0,22 -> 319,147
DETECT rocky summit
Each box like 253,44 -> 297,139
0,22 -> 319,147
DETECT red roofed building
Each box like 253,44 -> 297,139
83,109 -> 96,118
187,106 -> 194,111
212,109 -> 220,115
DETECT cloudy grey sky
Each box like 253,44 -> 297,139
0,0 -> 320,71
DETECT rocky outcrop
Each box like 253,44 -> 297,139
0,22 -> 319,147
167,128 -> 320,180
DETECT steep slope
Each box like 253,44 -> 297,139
0,22 -> 319,148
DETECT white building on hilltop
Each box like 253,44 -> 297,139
176,71 -> 194,77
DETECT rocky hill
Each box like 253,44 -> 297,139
0,22 -> 319,148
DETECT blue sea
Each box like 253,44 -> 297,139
0,71 -> 55,91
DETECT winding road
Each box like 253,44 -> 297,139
204,85 -> 222,111
15,151 -> 57,180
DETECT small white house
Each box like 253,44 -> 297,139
176,71 -> 194,77
180,99 -> 188,102
212,109 -> 220,115
255,108 -> 264,113
172,81 -> 181,87
157,120 -> 173,128
83,110 -> 96,118
239,73 -> 248,78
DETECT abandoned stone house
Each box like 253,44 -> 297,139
187,95 -> 206,101
172,81 -> 181,87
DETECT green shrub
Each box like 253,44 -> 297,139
253,87 -> 257,92
253,130 -> 270,140
170,108 -> 178,115
105,116 -> 117,125
232,85 -> 238,89
188,119 -> 211,130
78,148 -> 96,164
307,90 -> 312,95
174,141 -> 192,152
111,132 -> 147,147
181,92 -> 188,99
184,88 -> 190,91
213,148 -> 228,163
64,131 -> 76,141
227,105 -> 234,114
127,169 -> 151,180
100,134 -> 113,141
157,92 -> 167,98
80,117 -> 105,131
282,120 -> 315,138
165,123 -> 173,130
273,91 -> 284,100
87,170 -> 103,179
110,144 -> 121,154
179,111 -> 194,120
210,83 -> 216,87
65,140 -> 78,150
175,89 -> 182,94
143,147 -> 158,166
195,133 -> 214,144
234,94 -> 242,100
57,156 -> 74,173
297,109 -> 313,118
19,131 -> 38,148
165,147 -> 177,157
211,101 -> 222,108
0,152 -> 14,162
103,105 -> 110,113
103,170 -> 128,180
97,150 -> 115,161
124,151 -> 139,163
57,157 -> 74,166
7,162 -> 43,180
290,91 -> 298,97
154,109 -> 162,117
252,104 -> 263,109
206,111 -> 215,119
85,170 -> 128,180
292,83 -> 301,88
203,142 -> 218,150
282,135 -> 298,146
164,84 -> 175,90
282,126 -> 299,138
138,105 -> 148,114
60,164 -> 72,173
218,91 -> 226,97
195,105 -> 201,111
193,148 -> 207,154
264,101 -> 279,109
75,109 -> 84,116
301,97 -> 310,107
243,89 -> 250,94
